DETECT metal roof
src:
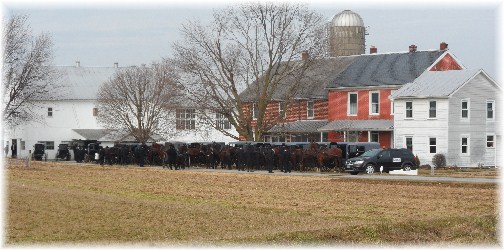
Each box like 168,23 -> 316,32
330,10 -> 364,27
55,66 -> 119,100
326,50 -> 446,88
240,56 -> 356,102
73,129 -> 113,140
268,120 -> 328,133
99,130 -> 165,142
318,120 -> 393,132
391,69 -> 484,99
73,129 -> 165,142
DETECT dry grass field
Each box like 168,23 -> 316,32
5,159 -> 499,246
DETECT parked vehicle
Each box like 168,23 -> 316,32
55,143 -> 71,161
345,148 -> 417,175
31,143 -> 46,161
332,142 -> 381,162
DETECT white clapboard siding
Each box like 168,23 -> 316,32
394,98 -> 449,165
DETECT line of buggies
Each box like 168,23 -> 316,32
31,143 -> 71,161
31,140 -> 380,172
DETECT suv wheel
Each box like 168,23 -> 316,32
365,164 -> 375,174
403,164 -> 412,171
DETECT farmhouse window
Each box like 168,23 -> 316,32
47,107 -> 53,117
20,140 -> 25,150
461,99 -> 469,119
369,131 -> 379,143
348,93 -> 358,116
461,137 -> 469,154
429,138 -> 436,154
405,101 -> 413,118
279,101 -> 286,118
429,101 -> 436,118
40,141 -> 54,150
176,109 -> 196,130
307,101 -> 314,119
487,135 -> 495,148
321,132 -> 328,142
487,100 -> 495,120
370,92 -> 379,115
252,103 -> 258,120
215,112 -> 231,130
93,108 -> 98,116
405,136 -> 413,152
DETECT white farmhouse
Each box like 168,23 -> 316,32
391,69 -> 501,167
4,65 -> 238,160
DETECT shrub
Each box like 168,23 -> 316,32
432,153 -> 446,168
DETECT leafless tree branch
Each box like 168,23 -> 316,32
172,2 -> 326,141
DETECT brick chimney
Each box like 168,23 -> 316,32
409,45 -> 417,53
370,46 -> 377,54
301,51 -> 310,60
440,42 -> 448,50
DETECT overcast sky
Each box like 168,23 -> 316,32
2,0 -> 502,80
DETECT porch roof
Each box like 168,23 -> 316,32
268,120 -> 328,133
73,129 -> 112,140
317,120 -> 393,132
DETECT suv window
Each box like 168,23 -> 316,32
378,150 -> 390,158
391,149 -> 403,158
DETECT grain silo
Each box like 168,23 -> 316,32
328,10 -> 366,57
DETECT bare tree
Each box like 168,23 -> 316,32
96,62 -> 182,143
2,14 -> 58,126
173,2 -> 326,141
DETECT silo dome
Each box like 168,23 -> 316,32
327,10 -> 366,57
330,10 -> 364,27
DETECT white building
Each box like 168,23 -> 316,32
391,69 -> 501,167
4,65 -> 238,160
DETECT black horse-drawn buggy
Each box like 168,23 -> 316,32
55,143 -> 71,161
31,143 -> 47,161
84,142 -> 101,163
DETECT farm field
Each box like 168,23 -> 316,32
5,159 -> 499,246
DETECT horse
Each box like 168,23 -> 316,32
187,143 -> 204,167
302,142 -> 321,172
289,145 -> 304,171
147,142 -> 166,166
203,143 -> 221,169
317,146 -> 343,172
219,145 -> 235,170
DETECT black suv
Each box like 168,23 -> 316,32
345,148 -> 416,175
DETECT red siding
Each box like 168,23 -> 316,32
328,89 -> 394,121
327,88 -> 395,148
430,53 -> 462,71
248,99 -> 328,130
